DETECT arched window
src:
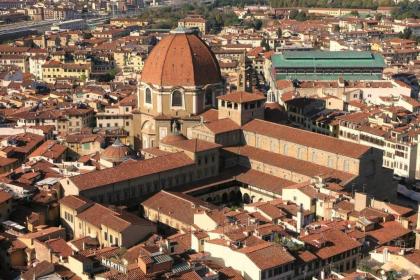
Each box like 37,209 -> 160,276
145,88 -> 152,104
171,90 -> 183,107
205,87 -> 213,106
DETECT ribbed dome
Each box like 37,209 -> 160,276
161,134 -> 187,144
141,30 -> 222,87
100,139 -> 135,163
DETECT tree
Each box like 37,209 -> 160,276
289,9 -> 299,19
295,11 -> 308,21
276,27 -> 282,38
399,27 -> 413,39
392,0 -> 420,20
253,19 -> 263,30
260,38 -> 270,51
350,10 -> 359,17
82,32 -> 93,39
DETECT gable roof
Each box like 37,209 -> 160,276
242,119 -> 370,159
69,152 -> 195,191
142,190 -> 216,226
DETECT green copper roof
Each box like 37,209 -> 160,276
272,51 -> 386,69
275,73 -> 383,81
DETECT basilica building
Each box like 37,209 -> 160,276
133,28 -> 224,149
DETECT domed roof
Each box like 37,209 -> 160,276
100,139 -> 135,163
160,133 -> 187,145
141,29 -> 222,87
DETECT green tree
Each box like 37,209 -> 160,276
399,27 -> 413,39
260,38 -> 270,51
276,27 -> 282,38
350,10 -> 359,17
392,0 -> 420,19
289,9 -> 299,19
253,19 -> 263,30
295,11 -> 308,21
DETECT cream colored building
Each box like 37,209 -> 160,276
134,29 -> 223,150
59,195 -> 156,248
0,54 -> 29,72
42,61 -> 91,83
178,17 -> 207,34
204,240 -> 295,280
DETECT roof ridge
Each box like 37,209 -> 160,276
159,35 -> 177,86
183,34 -> 196,85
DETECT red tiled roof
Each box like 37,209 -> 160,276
30,140 -> 67,160
0,190 -> 12,204
59,195 -> 91,211
199,108 -> 219,122
217,91 -> 265,104
367,221 -> 411,245
141,32 -> 221,86
76,202 -> 152,232
168,138 -> 221,153
204,118 -> 241,134
224,145 -> 355,184
69,152 -> 195,191
142,190 -> 216,226
235,169 -> 295,195
301,229 -> 361,260
237,243 -> 295,270
242,119 -> 370,159
45,238 -> 72,258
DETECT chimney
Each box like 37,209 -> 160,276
296,203 -> 304,233
415,204 -> 420,250
354,192 -> 368,212
416,204 -> 420,231
383,247 -> 389,262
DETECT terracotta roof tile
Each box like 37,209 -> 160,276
69,152 -> 195,191
142,190 -> 216,226
204,118 -> 241,134
141,32 -> 221,86
168,138 -> 221,153
301,229 -> 361,260
224,145 -> 355,184
242,119 -> 370,159
237,243 -> 295,270
217,91 -> 265,104
367,221 -> 411,245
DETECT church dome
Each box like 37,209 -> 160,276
100,139 -> 135,164
141,29 -> 222,87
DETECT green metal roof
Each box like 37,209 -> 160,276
275,73 -> 383,81
272,51 -> 386,69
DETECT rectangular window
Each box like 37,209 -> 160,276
283,143 -> 288,155
297,147 -> 303,159
311,151 -> 316,162
327,156 -> 334,168
343,160 -> 350,172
